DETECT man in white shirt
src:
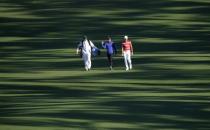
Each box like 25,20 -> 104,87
76,35 -> 95,71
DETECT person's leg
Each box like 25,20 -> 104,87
124,52 -> 129,71
110,54 -> 113,69
107,53 -> 112,69
83,53 -> 88,71
87,53 -> 91,70
127,51 -> 132,70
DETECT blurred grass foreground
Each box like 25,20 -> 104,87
0,0 -> 210,130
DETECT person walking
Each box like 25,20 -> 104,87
122,35 -> 133,71
102,36 -> 117,70
76,35 -> 96,71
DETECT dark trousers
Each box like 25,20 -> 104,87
107,53 -> 113,67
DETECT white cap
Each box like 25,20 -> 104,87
124,35 -> 128,39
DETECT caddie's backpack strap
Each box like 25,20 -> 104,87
88,40 -> 93,53
82,40 -> 84,48
87,40 -> 92,48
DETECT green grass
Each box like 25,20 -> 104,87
1,0 -> 210,130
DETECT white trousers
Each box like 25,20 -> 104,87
82,52 -> 91,70
123,51 -> 132,70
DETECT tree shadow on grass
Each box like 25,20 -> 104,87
1,54 -> 210,129
1,83 -> 210,130
1,0 -> 210,129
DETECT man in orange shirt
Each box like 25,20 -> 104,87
122,35 -> 133,71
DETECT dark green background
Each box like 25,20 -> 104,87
1,0 -> 210,129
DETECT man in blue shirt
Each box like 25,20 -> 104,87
102,36 -> 117,70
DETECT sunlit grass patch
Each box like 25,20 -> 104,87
0,6 -> 46,19
0,37 -> 32,42
137,38 -> 196,44
1,0 -> 210,130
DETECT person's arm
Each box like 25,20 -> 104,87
121,44 -> 124,56
130,41 -> 133,55
76,42 -> 82,54
113,43 -> 117,54
89,40 -> 95,48
101,41 -> 106,49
